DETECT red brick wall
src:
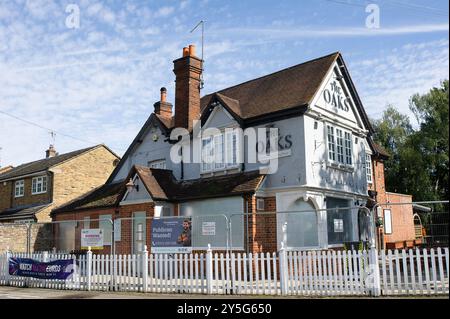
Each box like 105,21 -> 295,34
383,193 -> 415,247
244,195 -> 277,254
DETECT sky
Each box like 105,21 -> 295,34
0,0 -> 448,167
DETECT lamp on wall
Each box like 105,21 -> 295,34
126,178 -> 139,193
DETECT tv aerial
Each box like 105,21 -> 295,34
190,20 -> 205,90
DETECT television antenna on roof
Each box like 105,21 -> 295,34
190,20 -> 205,90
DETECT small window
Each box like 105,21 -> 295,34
256,199 -> 265,211
148,159 -> 166,169
32,176 -> 47,195
14,180 -> 24,197
384,209 -> 392,234
366,154 -> 373,183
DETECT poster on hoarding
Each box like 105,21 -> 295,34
202,222 -> 216,236
9,257 -> 75,280
81,228 -> 103,250
151,217 -> 192,253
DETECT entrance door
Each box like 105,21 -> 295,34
132,212 -> 146,254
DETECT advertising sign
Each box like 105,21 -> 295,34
81,228 -> 104,250
9,257 -> 75,280
151,217 -> 192,253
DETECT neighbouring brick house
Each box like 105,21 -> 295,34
0,144 -> 119,223
52,45 -> 414,255
365,145 -> 416,250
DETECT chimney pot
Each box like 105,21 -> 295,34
188,45 -> 196,57
160,87 -> 167,102
46,144 -> 57,158
183,47 -> 189,57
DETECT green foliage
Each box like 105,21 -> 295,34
371,80 -> 449,201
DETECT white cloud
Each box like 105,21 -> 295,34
154,6 -> 175,18
349,39 -> 449,122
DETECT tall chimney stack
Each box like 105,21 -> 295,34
173,44 -> 203,130
45,145 -> 57,158
154,87 -> 173,118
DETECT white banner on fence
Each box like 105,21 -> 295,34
202,222 -> 216,236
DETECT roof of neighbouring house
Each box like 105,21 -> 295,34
51,181 -> 125,214
0,203 -> 50,221
0,144 -> 119,181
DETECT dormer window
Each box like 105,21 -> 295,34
32,176 -> 47,195
201,130 -> 239,173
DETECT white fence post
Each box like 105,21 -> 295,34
142,245 -> 148,293
5,249 -> 11,286
86,247 -> 92,291
279,242 -> 288,296
206,244 -> 213,294
42,251 -> 49,263
368,246 -> 381,296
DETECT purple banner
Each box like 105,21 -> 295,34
9,257 -> 75,280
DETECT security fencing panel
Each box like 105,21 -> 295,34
179,197 -> 244,250
373,201 -> 449,249
230,206 -> 373,253
28,218 -> 114,254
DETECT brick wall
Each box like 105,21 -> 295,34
244,195 -> 277,254
383,192 -> 415,246
0,223 -> 53,252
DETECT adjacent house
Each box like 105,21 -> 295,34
52,45 -> 415,254
0,144 -> 120,223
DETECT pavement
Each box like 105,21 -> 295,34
0,286 -> 448,299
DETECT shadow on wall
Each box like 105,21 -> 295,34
31,223 -> 54,252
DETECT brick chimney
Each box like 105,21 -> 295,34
154,87 -> 173,118
45,145 -> 57,158
173,44 -> 203,130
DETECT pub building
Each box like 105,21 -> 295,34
52,45 -> 409,254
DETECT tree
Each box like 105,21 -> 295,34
371,80 -> 449,201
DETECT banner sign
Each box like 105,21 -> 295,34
81,228 -> 104,250
151,217 -> 192,253
8,257 -> 75,280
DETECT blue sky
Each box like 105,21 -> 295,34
0,0 -> 448,167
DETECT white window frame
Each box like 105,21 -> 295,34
326,124 -> 354,167
256,198 -> 265,211
31,176 -> 47,195
148,159 -> 166,169
201,130 -> 240,174
14,180 -> 24,198
366,154 -> 373,183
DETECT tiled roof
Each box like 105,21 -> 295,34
0,203 -> 50,220
53,167 -> 265,214
200,52 -> 340,119
136,166 -> 265,201
0,145 -> 102,181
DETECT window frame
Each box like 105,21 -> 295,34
326,124 -> 354,168
14,180 -> 24,198
366,154 -> 373,183
31,176 -> 48,195
201,130 -> 240,174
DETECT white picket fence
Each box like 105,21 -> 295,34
0,247 -> 448,296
